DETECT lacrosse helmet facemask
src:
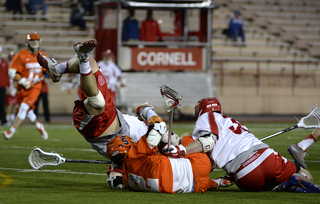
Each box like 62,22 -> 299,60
194,97 -> 223,120
26,32 -> 41,53
107,135 -> 134,167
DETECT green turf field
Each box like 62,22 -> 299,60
0,121 -> 319,204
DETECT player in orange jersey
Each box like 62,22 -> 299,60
2,32 -> 49,140
107,111 -> 233,193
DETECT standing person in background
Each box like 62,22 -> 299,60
34,78 -> 50,124
5,51 -> 19,125
2,32 -> 49,140
26,0 -> 48,20
70,2 -> 86,31
122,9 -> 140,41
140,9 -> 163,42
0,47 -> 10,126
228,10 -> 245,44
97,49 -> 125,106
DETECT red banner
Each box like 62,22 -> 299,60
131,47 -> 203,71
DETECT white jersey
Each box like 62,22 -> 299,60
98,60 -> 122,92
192,112 -> 263,168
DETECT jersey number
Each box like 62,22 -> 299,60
226,117 -> 250,134
128,174 -> 159,192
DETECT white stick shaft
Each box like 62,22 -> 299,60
168,109 -> 173,150
260,125 -> 298,141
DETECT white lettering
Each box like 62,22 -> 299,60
137,51 -> 197,67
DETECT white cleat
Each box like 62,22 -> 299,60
38,123 -> 48,140
73,39 -> 98,63
2,130 -> 13,140
37,53 -> 61,83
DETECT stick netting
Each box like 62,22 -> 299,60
28,148 -> 63,169
297,107 -> 320,129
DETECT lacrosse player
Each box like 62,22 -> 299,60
2,32 -> 49,140
162,97 -> 320,193
288,129 -> 320,169
36,39 -> 162,166
106,111 -> 233,193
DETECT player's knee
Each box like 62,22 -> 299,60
17,103 -> 30,119
84,90 -> 105,109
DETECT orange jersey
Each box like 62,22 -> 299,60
10,49 -> 47,90
123,136 -> 211,193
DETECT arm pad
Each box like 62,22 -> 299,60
84,90 -> 105,109
8,68 -> 20,80
146,122 -> 166,148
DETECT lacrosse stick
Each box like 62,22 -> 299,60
33,74 -> 49,85
260,105 -> 320,141
28,147 -> 112,170
160,85 -> 183,151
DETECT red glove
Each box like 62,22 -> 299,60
162,144 -> 186,158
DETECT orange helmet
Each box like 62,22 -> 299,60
107,135 -> 134,167
26,32 -> 41,53
194,97 -> 223,120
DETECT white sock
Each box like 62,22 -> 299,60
9,126 -> 17,134
297,134 -> 316,151
56,62 -> 68,74
79,61 -> 92,75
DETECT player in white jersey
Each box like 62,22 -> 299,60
97,49 -> 124,105
163,97 -> 320,192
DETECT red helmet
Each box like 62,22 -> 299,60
8,51 -> 15,61
26,32 -> 41,53
194,97 -> 222,120
103,49 -> 113,57
107,135 -> 134,167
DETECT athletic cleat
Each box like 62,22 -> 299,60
37,53 -> 61,83
37,123 -> 48,140
2,130 -> 13,140
276,173 -> 320,193
288,144 -> 308,169
73,39 -> 98,63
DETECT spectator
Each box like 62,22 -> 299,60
140,9 -> 163,42
70,2 -> 87,30
2,32 -> 49,140
34,79 -> 51,123
97,49 -> 125,106
0,47 -> 10,126
122,9 -> 140,41
228,10 -> 245,44
26,0 -> 48,20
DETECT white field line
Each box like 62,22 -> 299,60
0,146 -> 96,152
0,167 -> 107,176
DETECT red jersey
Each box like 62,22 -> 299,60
140,19 -> 163,42
0,58 -> 10,87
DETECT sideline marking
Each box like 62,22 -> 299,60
0,173 -> 13,190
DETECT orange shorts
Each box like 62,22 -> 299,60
17,88 -> 41,109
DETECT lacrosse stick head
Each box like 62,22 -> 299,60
28,147 -> 66,170
160,85 -> 183,112
296,105 -> 320,129
194,97 -> 222,120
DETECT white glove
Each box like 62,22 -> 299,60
18,77 -> 32,89
146,122 -> 166,148
162,130 -> 180,146
162,144 -> 186,158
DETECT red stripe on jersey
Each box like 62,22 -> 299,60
208,112 -> 219,140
